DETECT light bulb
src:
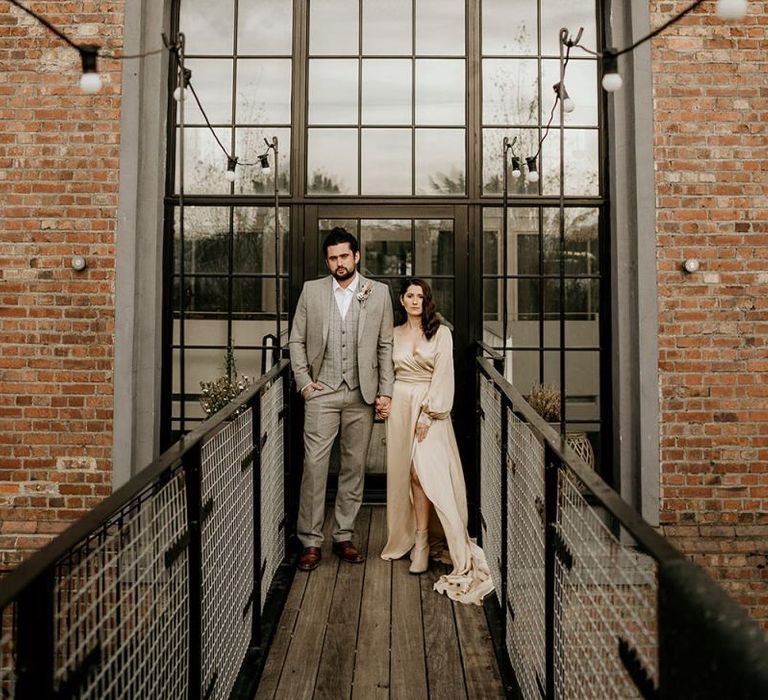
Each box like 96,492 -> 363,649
258,153 -> 271,176
262,165 -> 271,176
716,0 -> 748,20
511,156 -> 522,178
80,72 -> 102,94
173,86 -> 185,102
683,258 -> 700,273
527,170 -> 540,183
525,156 -> 539,183
225,169 -> 236,182
601,72 -> 623,92
562,97 -> 575,113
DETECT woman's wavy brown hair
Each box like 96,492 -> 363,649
397,278 -> 441,340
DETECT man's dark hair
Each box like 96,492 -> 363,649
322,227 -> 359,257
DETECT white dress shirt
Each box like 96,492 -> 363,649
333,273 -> 359,320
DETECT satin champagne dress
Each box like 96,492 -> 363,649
380,324 -> 493,605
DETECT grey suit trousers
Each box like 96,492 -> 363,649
297,384 -> 374,547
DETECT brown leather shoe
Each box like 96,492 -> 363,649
332,540 -> 365,564
298,546 -> 321,571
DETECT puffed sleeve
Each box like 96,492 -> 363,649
418,325 -> 454,426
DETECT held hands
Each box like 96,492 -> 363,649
375,396 -> 391,419
301,382 -> 323,399
415,419 -> 430,442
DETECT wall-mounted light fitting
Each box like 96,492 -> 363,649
554,82 -> 575,113
173,68 -> 191,102
601,48 -> 622,92
683,258 -> 700,274
71,255 -> 87,271
225,156 -> 238,182
258,153 -> 271,175
78,45 -> 102,94
525,156 -> 539,183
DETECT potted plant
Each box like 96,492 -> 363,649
524,383 -> 594,469
199,348 -> 251,417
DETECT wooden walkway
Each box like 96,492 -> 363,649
255,506 -> 505,700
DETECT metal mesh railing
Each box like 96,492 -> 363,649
554,469 -> 657,699
0,359 -> 291,699
201,408 -> 255,700
260,377 -> 285,610
506,410 -> 546,699
479,374 -> 503,595
476,354 -> 768,699
0,604 -> 15,697
53,469 -> 189,698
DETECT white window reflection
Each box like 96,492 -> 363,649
236,59 -> 292,124
307,129 -> 358,194
540,1 -> 597,56
416,0 -> 465,55
181,59 -> 233,125
541,59 -> 598,127
540,129 -> 599,196
237,0 -> 293,55
179,0 -> 234,55
415,129 -> 465,195
483,0 -> 538,55
363,0 -> 412,55
482,59 -> 539,125
308,60 -> 359,125
309,0 -> 359,55
362,60 -> 412,125
176,127 -> 232,195
416,60 -> 465,125
234,128 -> 291,195
361,129 -> 412,195
482,128 -> 539,195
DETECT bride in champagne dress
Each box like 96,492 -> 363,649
379,279 -> 493,605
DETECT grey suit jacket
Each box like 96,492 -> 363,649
288,274 -> 395,405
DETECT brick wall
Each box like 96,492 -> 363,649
0,2 -> 124,568
652,1 -> 768,625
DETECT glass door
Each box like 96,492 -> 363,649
300,205 -> 469,497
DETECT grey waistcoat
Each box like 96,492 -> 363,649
317,291 -> 360,391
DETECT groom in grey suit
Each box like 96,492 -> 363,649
289,227 -> 394,571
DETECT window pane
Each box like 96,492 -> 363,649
483,0 -> 537,55
232,207 -> 290,274
416,0 -> 464,55
307,129 -> 358,194
234,128 -> 291,195
180,59 -> 233,125
421,278 -> 454,326
309,0 -> 359,55
541,1 -> 597,56
308,59 -> 359,125
361,129 -> 412,195
237,0 -> 293,55
540,129 -> 599,196
236,59 -> 292,123
482,128 -> 538,195
179,0 -> 234,55
363,0 -> 412,55
174,207 -> 230,274
542,208 -> 600,270
542,58 -> 598,126
483,59 -> 539,125
509,351 -> 541,393
415,220 -> 453,275
415,60 -> 465,125
176,127 -> 232,194
415,129 -> 465,195
360,220 -> 412,276
362,59 -> 412,125
232,278 -> 287,313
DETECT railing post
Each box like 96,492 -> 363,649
251,391 -> 263,647
16,569 -> 55,698
183,441 -> 203,699
544,444 -> 559,700
499,394 -> 509,648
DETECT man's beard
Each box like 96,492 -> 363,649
332,266 -> 355,281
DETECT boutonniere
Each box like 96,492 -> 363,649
356,281 -> 374,306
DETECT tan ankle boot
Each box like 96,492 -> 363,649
409,529 -> 429,574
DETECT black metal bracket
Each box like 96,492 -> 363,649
241,449 -> 256,471
506,598 -> 515,621
165,531 -> 190,569
551,527 -> 573,571
243,589 -> 255,618
201,497 -> 214,523
54,643 -> 101,700
618,637 -> 659,700
261,432 -> 268,449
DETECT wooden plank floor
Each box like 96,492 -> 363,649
255,506 -> 505,699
